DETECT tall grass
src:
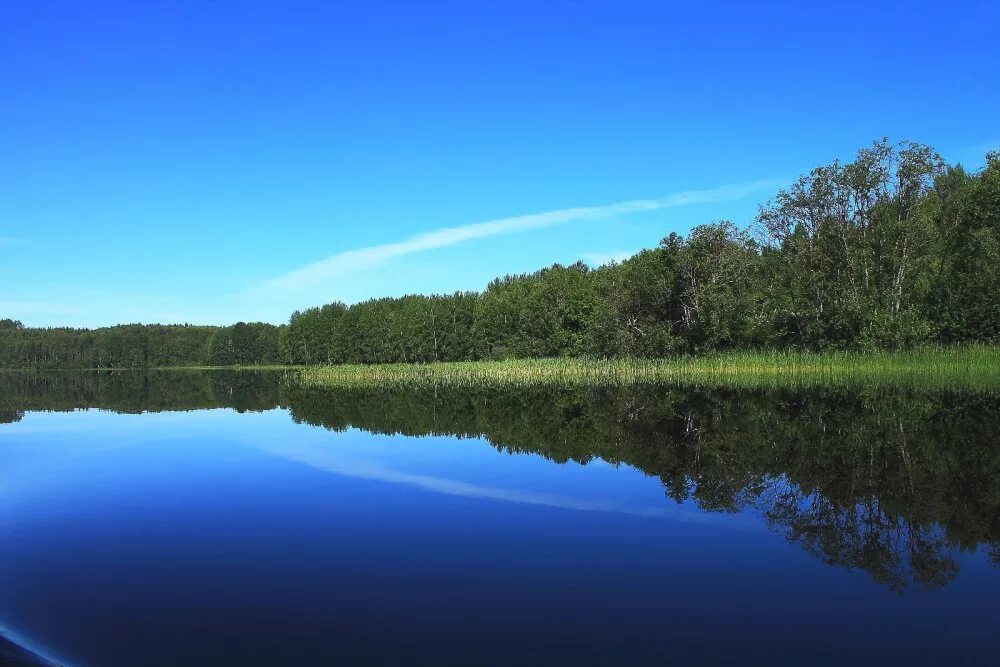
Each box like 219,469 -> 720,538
296,346 -> 1000,390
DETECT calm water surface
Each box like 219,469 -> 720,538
0,371 -> 998,666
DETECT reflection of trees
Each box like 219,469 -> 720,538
2,370 -> 998,591
761,490 -> 960,592
0,370 -> 286,415
287,384 -> 1000,591
0,409 -> 24,424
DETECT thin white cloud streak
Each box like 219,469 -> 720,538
259,178 -> 784,293
0,237 -> 33,246
245,427 -> 756,524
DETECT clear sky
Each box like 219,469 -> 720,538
2,0 -> 998,328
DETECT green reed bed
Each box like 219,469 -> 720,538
296,346 -> 1000,390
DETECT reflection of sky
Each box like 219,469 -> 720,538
0,408 -> 757,527
0,409 -> 229,501
0,407 -> 761,666
2,407 -> 1000,667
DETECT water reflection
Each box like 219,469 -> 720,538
2,369 -> 997,593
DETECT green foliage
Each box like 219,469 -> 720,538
207,322 -> 281,366
589,245 -> 683,357
281,294 -> 479,365
0,322 -> 283,369
476,262 -> 598,359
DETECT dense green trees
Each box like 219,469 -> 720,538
281,293 -> 478,365
752,141 -> 1000,349
278,141 -> 999,364
206,322 -> 281,366
476,262 -> 598,359
755,139 -> 945,347
0,322 -> 282,369
2,141 -> 998,368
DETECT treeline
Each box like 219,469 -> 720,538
3,140 -> 998,368
284,140 -> 1000,364
0,319 -> 282,369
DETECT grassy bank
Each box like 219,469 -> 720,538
296,346 -> 1000,390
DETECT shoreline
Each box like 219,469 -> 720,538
296,347 -> 1000,390
1,346 -> 998,390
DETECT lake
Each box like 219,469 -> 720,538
1,370 -> 998,666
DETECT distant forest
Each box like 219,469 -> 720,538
2,139 -> 998,369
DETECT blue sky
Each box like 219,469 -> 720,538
2,0 -> 998,327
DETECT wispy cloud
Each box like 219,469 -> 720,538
259,178 -> 783,293
0,237 -> 33,246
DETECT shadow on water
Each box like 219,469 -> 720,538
1,369 -> 999,593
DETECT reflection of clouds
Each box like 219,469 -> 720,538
277,447 -> 665,517
0,408 -> 758,529
250,431 -> 755,527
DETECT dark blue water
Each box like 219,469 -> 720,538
0,372 -> 998,665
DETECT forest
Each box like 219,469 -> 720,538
0,320 -> 282,369
2,140 -> 998,369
